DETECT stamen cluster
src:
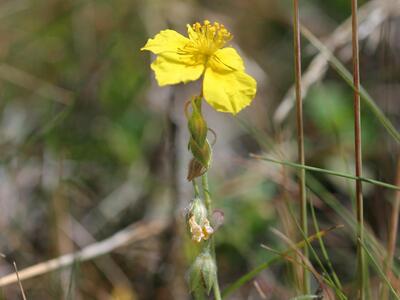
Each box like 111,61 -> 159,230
190,20 -> 232,55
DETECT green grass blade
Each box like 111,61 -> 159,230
310,201 -> 343,291
360,239 -> 400,299
300,26 -> 400,144
251,155 -> 400,191
222,227 -> 340,298
285,201 -> 347,299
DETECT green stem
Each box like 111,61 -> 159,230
251,155 -> 400,192
193,179 -> 200,197
201,173 -> 222,300
202,174 -> 212,214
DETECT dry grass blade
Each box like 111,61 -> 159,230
0,219 -> 166,287
269,228 -> 334,300
253,280 -> 267,299
222,225 -> 342,298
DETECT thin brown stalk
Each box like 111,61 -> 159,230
293,0 -> 309,294
382,158 -> 400,300
351,0 -> 366,299
13,262 -> 27,300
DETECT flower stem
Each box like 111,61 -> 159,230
351,1 -> 366,299
293,0 -> 309,294
201,173 -> 222,300
193,179 -> 200,198
202,174 -> 212,214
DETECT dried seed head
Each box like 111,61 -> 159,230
186,198 -> 214,242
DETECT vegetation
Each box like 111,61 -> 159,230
0,0 -> 399,299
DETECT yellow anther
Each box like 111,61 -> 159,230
188,20 -> 232,55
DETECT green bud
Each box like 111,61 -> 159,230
188,138 -> 211,168
188,251 -> 217,295
188,97 -> 207,147
186,96 -> 212,180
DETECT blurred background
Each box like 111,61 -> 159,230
0,0 -> 399,299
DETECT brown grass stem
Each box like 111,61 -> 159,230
351,0 -> 366,299
293,0 -> 309,294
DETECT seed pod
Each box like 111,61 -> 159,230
188,250 -> 217,295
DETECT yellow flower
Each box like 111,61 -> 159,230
141,20 -> 257,115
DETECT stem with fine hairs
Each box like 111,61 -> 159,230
202,173 -> 222,300
293,0 -> 309,294
351,0 -> 366,299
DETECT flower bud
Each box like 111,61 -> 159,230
186,96 -> 212,180
188,96 -> 207,146
188,250 -> 217,294
188,138 -> 211,169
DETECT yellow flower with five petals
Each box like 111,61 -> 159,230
141,20 -> 257,115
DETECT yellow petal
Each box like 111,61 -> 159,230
151,55 -> 204,86
141,29 -> 189,54
208,47 -> 245,72
203,67 -> 257,114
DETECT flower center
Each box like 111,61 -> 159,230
190,20 -> 232,55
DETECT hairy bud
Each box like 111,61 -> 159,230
188,250 -> 217,294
